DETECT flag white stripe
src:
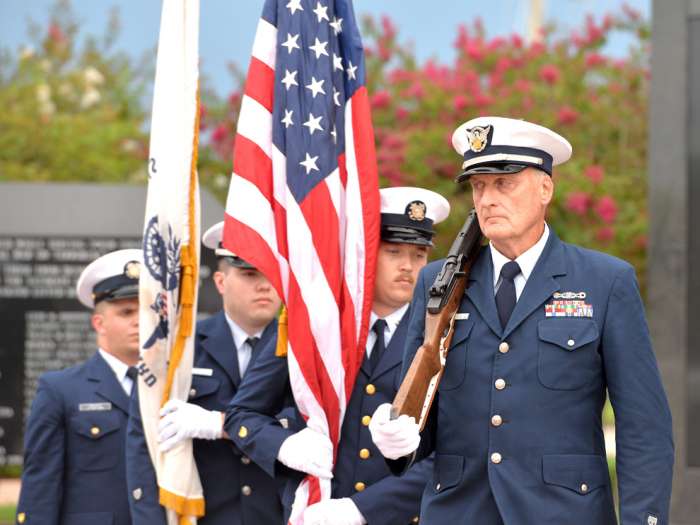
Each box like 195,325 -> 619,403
251,18 -> 277,70
342,98 -> 368,337
237,95 -> 273,157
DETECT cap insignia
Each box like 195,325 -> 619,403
124,260 -> 141,279
406,201 -> 427,221
466,125 -> 492,153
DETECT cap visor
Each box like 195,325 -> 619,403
456,163 -> 528,183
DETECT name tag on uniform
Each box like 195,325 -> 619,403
79,402 -> 112,412
454,312 -> 470,320
192,367 -> 213,377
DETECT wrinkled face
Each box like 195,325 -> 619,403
92,297 -> 140,361
214,264 -> 281,332
373,241 -> 429,313
469,168 -> 553,244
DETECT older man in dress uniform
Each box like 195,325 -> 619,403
370,117 -> 674,525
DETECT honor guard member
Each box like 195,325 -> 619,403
126,221 -> 285,524
16,249 -> 142,525
370,117 -> 674,525
225,187 -> 450,525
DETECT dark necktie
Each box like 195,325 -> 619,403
495,261 -> 521,329
245,337 -> 260,352
368,319 -> 387,374
126,366 -> 138,397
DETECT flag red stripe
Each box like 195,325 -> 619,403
243,56 -> 274,113
232,135 -> 274,204
337,152 -> 348,189
299,184 -> 342,302
349,87 -> 381,393
222,212 -> 283,297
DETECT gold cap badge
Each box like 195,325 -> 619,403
406,201 -> 427,221
466,125 -> 492,153
124,260 -> 141,279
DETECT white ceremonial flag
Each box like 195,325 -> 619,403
138,0 -> 203,523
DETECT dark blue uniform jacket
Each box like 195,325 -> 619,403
226,308 -> 432,525
126,312 -> 284,525
17,351 -> 132,525
394,229 -> 674,525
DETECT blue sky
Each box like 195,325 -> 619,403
1,0 -> 650,96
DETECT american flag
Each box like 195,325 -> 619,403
222,0 -> 380,521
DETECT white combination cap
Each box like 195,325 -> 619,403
379,187 -> 450,246
202,221 -> 254,269
75,249 -> 142,308
451,116 -> 572,181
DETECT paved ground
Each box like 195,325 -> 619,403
0,479 -> 19,506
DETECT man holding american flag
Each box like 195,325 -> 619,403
226,186 -> 450,525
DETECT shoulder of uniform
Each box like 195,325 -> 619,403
197,313 -> 219,331
560,242 -> 633,276
421,259 -> 445,280
196,313 -> 221,339
38,361 -> 86,397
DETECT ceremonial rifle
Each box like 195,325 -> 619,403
391,209 -> 483,430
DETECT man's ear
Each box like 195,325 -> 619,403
212,271 -> 226,296
541,173 -> 554,205
91,311 -> 105,335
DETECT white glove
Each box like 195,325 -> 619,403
368,403 -> 420,460
158,399 -> 223,452
303,498 -> 366,525
277,427 -> 334,479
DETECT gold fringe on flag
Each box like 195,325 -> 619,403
159,487 -> 205,519
161,88 -> 200,406
275,306 -> 288,357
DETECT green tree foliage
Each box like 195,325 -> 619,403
358,7 -> 651,288
0,0 -> 152,183
203,6 -> 650,288
2,1 -> 651,293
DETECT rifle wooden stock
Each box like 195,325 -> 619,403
391,210 -> 482,430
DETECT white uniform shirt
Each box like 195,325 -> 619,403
366,303 -> 410,359
98,348 -> 134,395
224,314 -> 264,378
490,223 -> 550,301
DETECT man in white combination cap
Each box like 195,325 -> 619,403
370,116 -> 673,525
16,249 -> 142,525
225,186 -> 450,525
126,221 -> 286,524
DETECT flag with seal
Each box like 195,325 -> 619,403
137,0 -> 203,523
